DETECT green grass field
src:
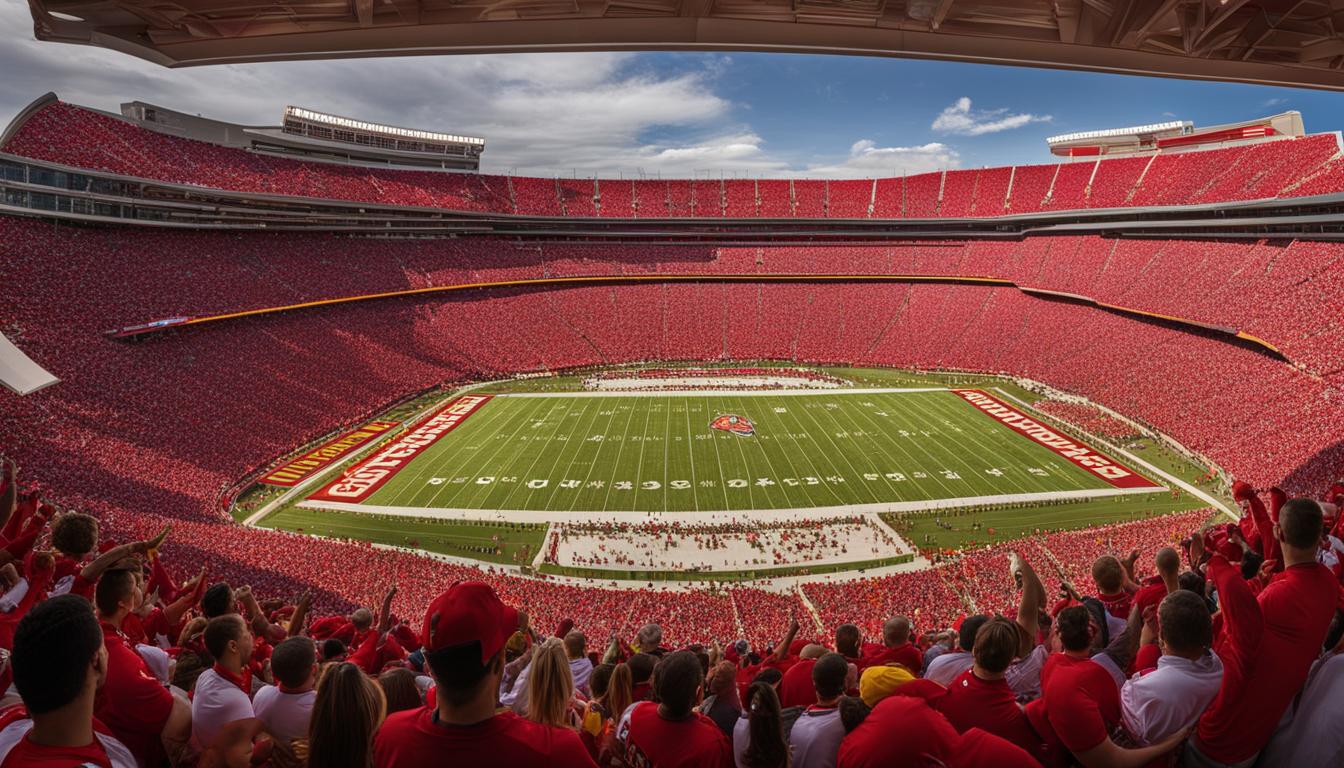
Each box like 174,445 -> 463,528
250,366 -> 1224,577
353,389 -> 1131,513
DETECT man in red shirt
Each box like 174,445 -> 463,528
92,569 -> 191,767
0,594 -> 137,767
935,616 -> 1042,759
777,644 -> 827,708
838,694 -> 1038,768
1026,605 -> 1187,768
1187,498 -> 1339,767
371,581 -> 594,767
858,616 -> 922,674
617,650 -> 733,767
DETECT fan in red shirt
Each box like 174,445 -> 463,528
92,562 -> 191,768
372,581 -> 595,768
935,616 -> 1043,760
0,594 -> 137,768
837,693 -> 1037,768
858,616 -> 923,675
1025,605 -> 1187,768
615,649 -> 732,768
1188,497 -> 1340,766
1093,554 -> 1139,620
777,646 -> 827,708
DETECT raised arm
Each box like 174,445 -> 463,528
1013,552 -> 1044,656
1206,550 -> 1264,655
377,585 -> 398,633
80,526 -> 169,582
771,616 -> 801,661
288,592 -> 312,638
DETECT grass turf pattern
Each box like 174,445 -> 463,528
360,389 -> 1126,513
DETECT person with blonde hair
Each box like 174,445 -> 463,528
308,661 -> 388,768
527,637 -> 582,731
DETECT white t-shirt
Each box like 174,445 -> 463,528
1120,651 -> 1223,746
1260,651 -> 1344,767
924,651 -> 973,687
191,668 -> 256,750
789,706 -> 845,768
252,684 -> 315,744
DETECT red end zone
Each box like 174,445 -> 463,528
952,390 -> 1160,489
308,394 -> 493,503
260,420 -> 399,487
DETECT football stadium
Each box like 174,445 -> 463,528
3,2 -> 1344,766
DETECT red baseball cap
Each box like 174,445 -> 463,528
422,582 -> 520,662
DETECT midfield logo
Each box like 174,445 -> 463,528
710,413 -> 755,437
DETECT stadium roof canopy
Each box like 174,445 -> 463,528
25,0 -> 1344,88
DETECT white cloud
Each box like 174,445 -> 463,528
931,97 -> 1051,136
800,139 -> 959,178
0,3 -> 965,179
1261,97 -> 1289,108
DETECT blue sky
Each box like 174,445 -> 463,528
1,0 -> 1340,177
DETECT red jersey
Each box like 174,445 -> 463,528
859,642 -> 922,674
777,658 -> 818,708
93,621 -> 174,768
1026,653 -> 1120,767
372,707 -> 594,768
837,695 -> 961,768
935,669 -> 1042,758
1097,591 -> 1133,620
1195,556 -> 1338,763
618,701 -> 732,768
0,707 -> 136,768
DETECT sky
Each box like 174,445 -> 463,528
4,0 -> 1344,178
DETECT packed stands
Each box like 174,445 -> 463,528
6,101 -> 1343,223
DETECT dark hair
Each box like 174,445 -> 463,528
1280,498 -> 1325,549
13,594 -> 102,714
812,653 -> 849,700
270,637 -> 317,689
590,663 -> 615,699
958,615 -> 989,652
627,652 -> 657,685
93,569 -> 136,616
972,616 -> 1020,674
653,650 -> 703,716
1092,556 -> 1124,593
751,667 -> 783,688
1240,550 -> 1264,581
377,668 -> 422,714
50,513 -> 99,558
308,662 -> 385,768
204,614 -> 247,659
838,695 -> 871,733
424,643 -> 497,707
202,582 -> 233,618
321,638 -> 347,661
742,682 -> 788,768
1057,606 -> 1093,652
835,624 -> 861,657
1159,590 -> 1212,654
172,651 -> 209,692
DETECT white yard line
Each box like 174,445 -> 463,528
297,485 -> 1160,524
991,387 -> 1235,519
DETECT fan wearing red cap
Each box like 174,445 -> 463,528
371,582 -> 595,768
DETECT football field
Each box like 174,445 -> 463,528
320,388 -> 1158,514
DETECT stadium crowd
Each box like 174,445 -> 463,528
1,457 -> 1342,767
6,100 -> 1344,221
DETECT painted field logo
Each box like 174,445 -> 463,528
710,414 -> 755,437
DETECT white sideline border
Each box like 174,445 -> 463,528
295,486 -> 1163,524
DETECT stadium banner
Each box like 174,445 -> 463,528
308,394 -> 493,503
951,390 -> 1159,489
259,420 -> 400,487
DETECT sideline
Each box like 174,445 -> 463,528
992,387 -> 1234,519
296,485 -> 1162,524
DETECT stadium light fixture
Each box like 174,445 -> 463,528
285,106 -> 485,146
1046,121 -> 1190,144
